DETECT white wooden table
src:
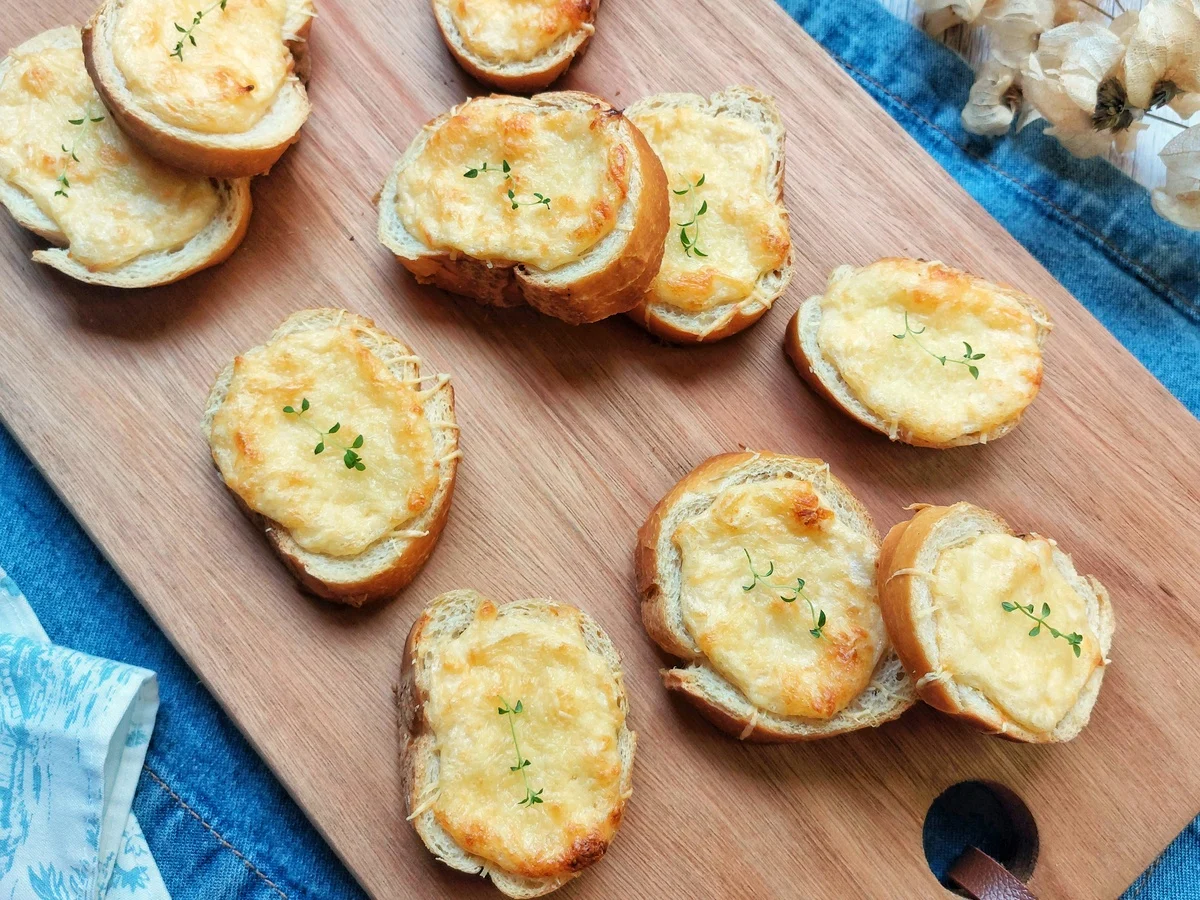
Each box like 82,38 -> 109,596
882,0 -> 1173,190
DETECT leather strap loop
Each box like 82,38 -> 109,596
948,847 -> 1037,900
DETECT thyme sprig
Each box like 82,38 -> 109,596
54,111 -> 106,199
893,311 -> 985,379
673,174 -> 708,258
463,159 -> 551,210
282,398 -> 366,470
498,698 -> 543,807
171,0 -> 228,61
742,549 -> 826,639
1001,601 -> 1084,658
463,160 -> 510,179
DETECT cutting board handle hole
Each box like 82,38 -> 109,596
922,780 -> 1039,896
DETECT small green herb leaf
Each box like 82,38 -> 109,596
284,400 -> 366,471
743,549 -> 825,638
894,311 -> 985,379
1002,600 -> 1087,659
672,174 -> 709,257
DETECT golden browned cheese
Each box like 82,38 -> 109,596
208,325 -> 439,558
112,0 -> 290,133
629,104 -> 790,312
816,259 -> 1045,444
0,37 -> 219,269
449,0 -> 591,64
672,479 -> 884,719
395,96 -> 629,270
424,601 -> 625,877
930,533 -> 1102,734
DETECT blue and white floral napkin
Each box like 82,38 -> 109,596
0,567 -> 169,900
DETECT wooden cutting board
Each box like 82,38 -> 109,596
3,1 -> 1199,897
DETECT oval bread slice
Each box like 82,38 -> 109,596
202,309 -> 460,606
878,502 -> 1115,743
398,588 -> 635,898
785,258 -> 1052,448
83,0 -> 314,177
636,451 -> 915,741
0,27 -> 251,288
432,0 -> 599,92
625,86 -> 794,343
377,90 -> 669,325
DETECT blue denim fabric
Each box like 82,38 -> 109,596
1,0 -> 1198,897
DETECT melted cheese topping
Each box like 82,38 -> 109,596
112,0 -> 290,134
673,479 -> 884,719
816,259 -> 1044,445
395,97 -> 628,270
425,600 -> 625,877
449,0 -> 591,64
208,326 -> 439,558
0,39 -> 219,270
630,105 -> 790,312
931,534 -> 1101,734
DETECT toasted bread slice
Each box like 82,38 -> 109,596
398,589 -> 635,898
636,452 -> 915,741
785,258 -> 1052,448
378,91 -> 669,325
626,86 -> 793,343
878,502 -> 1114,743
203,309 -> 459,606
83,0 -> 314,177
432,0 -> 599,93
0,27 -> 251,287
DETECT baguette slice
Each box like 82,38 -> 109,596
785,258 -> 1052,449
0,27 -> 251,288
432,0 -> 599,92
398,589 -> 635,898
203,309 -> 459,606
83,0 -> 314,177
378,91 -> 669,325
626,86 -> 794,343
636,451 -> 915,741
878,502 -> 1114,743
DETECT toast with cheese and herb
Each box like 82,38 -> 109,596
377,91 -> 669,325
626,86 -> 793,343
399,589 -> 635,898
785,258 -> 1052,448
432,0 -> 599,92
203,309 -> 460,606
83,0 -> 315,177
0,27 -> 250,287
878,502 -> 1114,743
636,452 -> 915,741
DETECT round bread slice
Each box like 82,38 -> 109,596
784,258 -> 1052,449
203,309 -> 459,606
878,502 -> 1115,743
83,0 -> 314,177
625,86 -> 794,343
432,0 -> 599,93
635,451 -> 915,741
398,588 -> 635,898
0,27 -> 251,288
377,91 -> 669,325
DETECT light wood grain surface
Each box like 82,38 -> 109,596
883,0 -> 1180,191
2,1 -> 1200,898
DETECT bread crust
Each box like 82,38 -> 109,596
0,28 -> 253,288
784,258 -> 1052,449
83,0 -> 314,177
636,451 -> 915,741
626,86 -> 794,344
432,0 -> 599,93
202,309 -> 459,606
378,91 -> 669,325
877,503 -> 1115,743
398,589 -> 635,897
